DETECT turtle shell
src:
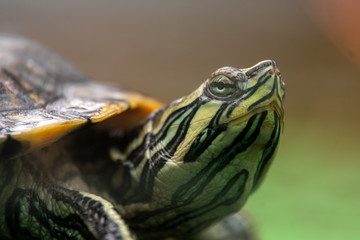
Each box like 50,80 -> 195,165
0,36 -> 163,159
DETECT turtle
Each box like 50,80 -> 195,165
0,35 -> 284,240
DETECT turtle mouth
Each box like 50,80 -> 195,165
227,100 -> 284,128
271,101 -> 285,128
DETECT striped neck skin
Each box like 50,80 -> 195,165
112,60 -> 284,239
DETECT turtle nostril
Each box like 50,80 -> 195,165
270,61 -> 281,77
271,60 -> 277,68
275,68 -> 281,76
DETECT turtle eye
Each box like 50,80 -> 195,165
208,75 -> 236,98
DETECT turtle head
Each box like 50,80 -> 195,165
120,60 -> 284,238
155,60 -> 284,171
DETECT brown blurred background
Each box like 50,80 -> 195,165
0,0 -> 359,240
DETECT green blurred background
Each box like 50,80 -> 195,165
1,1 -> 359,239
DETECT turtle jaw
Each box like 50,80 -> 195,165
226,102 -> 283,129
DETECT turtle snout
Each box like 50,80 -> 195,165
268,61 -> 284,99
268,61 -> 280,77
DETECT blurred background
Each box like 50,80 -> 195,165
0,0 -> 359,239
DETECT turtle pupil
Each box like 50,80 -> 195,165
217,82 -> 225,90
